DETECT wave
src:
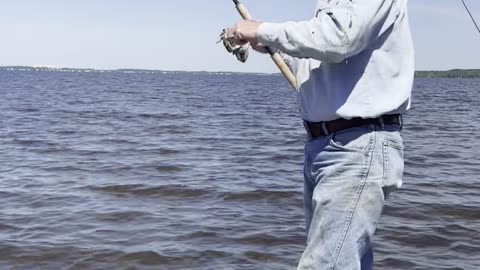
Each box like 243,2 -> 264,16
88,184 -> 215,199
224,190 -> 300,202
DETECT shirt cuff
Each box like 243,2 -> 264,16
256,22 -> 284,46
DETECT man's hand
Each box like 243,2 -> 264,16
227,20 -> 267,54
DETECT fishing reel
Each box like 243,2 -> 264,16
218,28 -> 250,63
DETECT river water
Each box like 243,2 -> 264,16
0,71 -> 478,269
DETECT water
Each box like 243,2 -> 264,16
0,71 -> 479,270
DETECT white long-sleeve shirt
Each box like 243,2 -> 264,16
256,0 -> 414,122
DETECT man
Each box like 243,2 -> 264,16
225,0 -> 413,269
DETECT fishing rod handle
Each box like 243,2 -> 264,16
234,2 -> 298,90
234,2 -> 253,20
270,53 -> 297,90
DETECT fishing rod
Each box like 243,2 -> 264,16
231,0 -> 297,90
460,0 -> 480,35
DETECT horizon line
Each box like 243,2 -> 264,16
1,65 -> 479,74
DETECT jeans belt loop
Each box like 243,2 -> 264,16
378,116 -> 385,129
321,122 -> 330,136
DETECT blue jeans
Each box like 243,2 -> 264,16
298,124 -> 404,270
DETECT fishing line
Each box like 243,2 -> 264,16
460,0 -> 480,35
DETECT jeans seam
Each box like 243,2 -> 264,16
328,130 -> 376,270
382,141 -> 389,186
304,143 -> 315,187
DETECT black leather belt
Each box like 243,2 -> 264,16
304,114 -> 403,138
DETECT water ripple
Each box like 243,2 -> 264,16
0,72 -> 478,269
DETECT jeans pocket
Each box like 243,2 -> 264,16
382,139 -> 405,195
328,127 -> 373,153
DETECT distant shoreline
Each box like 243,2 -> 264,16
1,66 -> 479,78
415,70 -> 480,79
0,66 -> 264,76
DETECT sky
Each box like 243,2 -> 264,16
0,0 -> 479,73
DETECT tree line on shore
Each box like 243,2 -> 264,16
1,66 -> 480,78
415,69 -> 480,78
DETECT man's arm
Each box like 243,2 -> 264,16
230,0 -> 400,64
257,0 -> 400,63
